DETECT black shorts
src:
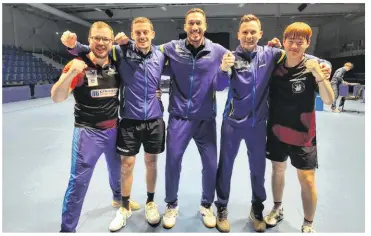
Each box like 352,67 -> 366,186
266,134 -> 318,170
116,118 -> 165,156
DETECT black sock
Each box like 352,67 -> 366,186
167,200 -> 178,208
304,218 -> 313,226
147,192 -> 154,204
201,202 -> 211,208
274,201 -> 282,209
121,195 -> 130,210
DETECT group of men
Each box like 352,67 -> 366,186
52,7 -> 335,233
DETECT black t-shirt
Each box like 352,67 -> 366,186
186,40 -> 205,57
268,57 -> 319,147
64,54 -> 120,130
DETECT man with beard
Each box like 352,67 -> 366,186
52,21 -> 139,233
61,17 -> 167,231
113,8 -> 230,229
110,9 -> 283,230
263,22 -> 334,233
214,15 -> 331,233
156,8 -> 228,229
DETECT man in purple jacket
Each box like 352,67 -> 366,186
157,8 -> 228,229
61,17 -> 166,231
214,15 -> 331,233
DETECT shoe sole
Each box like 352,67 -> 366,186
265,216 -> 284,228
249,213 -> 266,233
162,223 -> 174,229
146,216 -> 161,227
109,211 -> 132,232
216,224 -> 230,233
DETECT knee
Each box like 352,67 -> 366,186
272,161 -> 287,175
121,157 -> 135,174
298,170 -> 315,189
145,156 -> 158,170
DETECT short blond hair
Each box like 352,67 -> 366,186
185,8 -> 206,22
344,62 -> 354,69
131,17 -> 154,31
89,21 -> 114,39
239,14 -> 261,29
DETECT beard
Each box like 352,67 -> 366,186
91,46 -> 108,59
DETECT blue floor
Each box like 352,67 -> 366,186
2,91 -> 365,233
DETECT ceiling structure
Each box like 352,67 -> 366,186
8,3 -> 365,27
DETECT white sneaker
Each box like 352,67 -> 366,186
145,202 -> 161,225
200,205 -> 216,228
264,206 -> 284,227
162,205 -> 179,229
108,207 -> 132,232
302,225 -> 316,233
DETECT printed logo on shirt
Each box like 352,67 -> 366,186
290,77 -> 307,82
106,67 -> 118,76
292,81 -> 305,93
91,88 -> 118,98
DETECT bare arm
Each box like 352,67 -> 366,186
305,59 -> 334,105
317,77 -> 335,105
51,60 -> 86,102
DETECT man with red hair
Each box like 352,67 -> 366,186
263,22 -> 334,233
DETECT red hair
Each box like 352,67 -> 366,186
283,22 -> 312,41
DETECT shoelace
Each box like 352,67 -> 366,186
267,208 -> 280,219
165,207 -> 177,217
202,207 -> 215,217
147,203 -> 158,216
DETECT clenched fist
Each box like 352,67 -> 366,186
61,31 -> 77,48
220,51 -> 235,72
114,32 -> 130,45
319,63 -> 331,79
267,37 -> 282,48
69,59 -> 87,74
305,59 -> 324,81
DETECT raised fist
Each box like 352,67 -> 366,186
114,32 -> 130,45
221,51 -> 235,72
61,31 -> 77,48
267,37 -> 282,48
69,59 -> 87,74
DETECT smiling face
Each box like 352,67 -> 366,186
88,22 -> 114,60
283,36 -> 310,60
131,17 -> 155,52
184,8 -> 207,46
282,22 -> 312,60
238,21 -> 263,52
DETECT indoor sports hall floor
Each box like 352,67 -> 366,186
2,91 -> 365,233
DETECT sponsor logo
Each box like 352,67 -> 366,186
90,88 -> 118,98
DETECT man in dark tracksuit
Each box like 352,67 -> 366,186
330,62 -> 356,112
214,15 -> 331,233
